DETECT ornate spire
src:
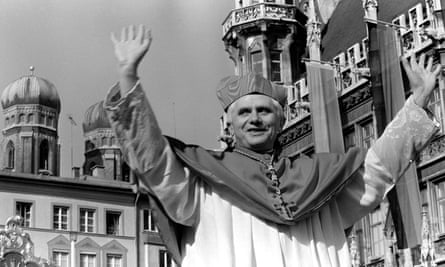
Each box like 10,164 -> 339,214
421,207 -> 436,267
349,230 -> 360,267
305,0 -> 321,59
362,0 -> 378,21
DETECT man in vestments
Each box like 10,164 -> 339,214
105,25 -> 441,267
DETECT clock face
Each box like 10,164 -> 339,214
0,252 -> 25,267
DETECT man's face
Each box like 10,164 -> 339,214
228,94 -> 283,152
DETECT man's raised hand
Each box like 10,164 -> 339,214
111,25 -> 152,78
111,25 -> 152,94
401,53 -> 441,108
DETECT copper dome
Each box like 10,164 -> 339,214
82,100 -> 111,133
1,74 -> 61,112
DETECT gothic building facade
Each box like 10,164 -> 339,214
222,0 -> 445,266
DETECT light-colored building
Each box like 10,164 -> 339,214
0,70 -> 173,267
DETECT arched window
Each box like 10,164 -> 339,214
6,141 -> 14,169
47,116 -> 53,127
101,137 -> 108,147
39,139 -> 49,170
122,162 -> 130,182
39,114 -> 45,124
19,114 -> 25,124
28,114 -> 34,123
85,140 -> 95,151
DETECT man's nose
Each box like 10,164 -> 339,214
249,112 -> 262,124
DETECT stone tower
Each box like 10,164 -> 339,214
222,0 -> 307,84
0,67 -> 61,175
82,100 -> 131,182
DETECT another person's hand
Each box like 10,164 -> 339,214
401,53 -> 441,108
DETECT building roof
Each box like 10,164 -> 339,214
82,100 -> 111,133
0,170 -> 135,204
321,0 -> 422,61
1,72 -> 61,112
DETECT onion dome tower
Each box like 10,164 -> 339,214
222,0 -> 307,83
0,67 -> 61,175
82,100 -> 131,182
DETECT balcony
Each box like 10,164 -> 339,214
222,3 -> 298,37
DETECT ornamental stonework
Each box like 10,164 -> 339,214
340,85 -> 372,111
0,216 -> 52,267
278,116 -> 312,147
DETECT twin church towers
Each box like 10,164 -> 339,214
0,67 -> 130,181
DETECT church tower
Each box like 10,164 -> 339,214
222,0 -> 307,84
82,100 -> 131,182
0,67 -> 61,175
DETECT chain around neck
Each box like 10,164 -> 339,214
233,148 -> 275,167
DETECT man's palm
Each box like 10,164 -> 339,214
111,25 -> 152,69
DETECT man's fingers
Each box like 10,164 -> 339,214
418,53 -> 426,69
426,56 -> 433,72
137,24 -> 144,43
111,32 -> 118,45
129,25 -> 135,40
120,27 -> 127,41
433,64 -> 442,76
402,56 -> 415,79
147,29 -> 152,43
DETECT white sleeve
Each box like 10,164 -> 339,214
337,96 -> 439,229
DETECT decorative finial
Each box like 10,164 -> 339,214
29,66 -> 35,76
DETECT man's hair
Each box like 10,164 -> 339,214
225,97 -> 285,130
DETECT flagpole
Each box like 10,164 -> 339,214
67,114 -> 77,172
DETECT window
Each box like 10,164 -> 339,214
106,254 -> 122,267
47,116 -> 54,127
19,114 -> 25,124
106,211 -> 121,235
7,141 -> 15,169
159,250 -> 172,267
102,137 -> 108,147
79,208 -> 95,233
39,114 -> 45,124
436,181 -> 445,233
39,139 -> 49,170
369,207 -> 385,258
53,206 -> 69,230
343,129 -> 356,151
270,50 -> 282,82
53,251 -> 69,267
80,253 -> 96,267
285,0 -> 294,4
122,163 -> 130,182
27,114 -> 34,123
143,209 -> 158,232
251,51 -> 263,75
16,202 -> 32,227
358,121 -> 375,149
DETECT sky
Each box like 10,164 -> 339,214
0,0 -> 234,177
